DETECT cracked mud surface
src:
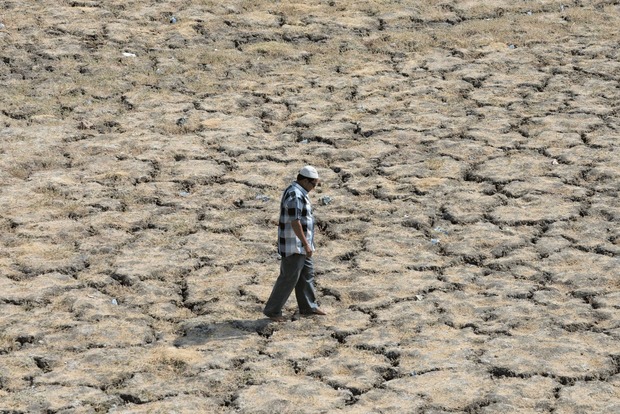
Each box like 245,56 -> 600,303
1,1 -> 619,413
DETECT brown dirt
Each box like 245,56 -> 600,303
1,0 -> 619,412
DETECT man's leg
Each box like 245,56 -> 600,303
263,254 -> 305,318
295,257 -> 319,314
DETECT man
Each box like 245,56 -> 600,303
263,165 -> 327,322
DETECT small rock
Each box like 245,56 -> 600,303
0,23 -> 5,30
256,194 -> 270,202
122,52 -> 137,57
431,238 -> 441,245
320,196 -> 333,205
179,191 -> 190,197
170,16 -> 177,24
111,298 -> 118,305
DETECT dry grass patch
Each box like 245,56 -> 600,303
11,241 -> 78,274
0,333 -> 19,354
244,41 -> 303,59
146,346 -> 206,375
99,283 -> 136,304
152,212 -> 200,237
193,48 -> 246,68
430,14 -> 564,49
366,31 -> 437,54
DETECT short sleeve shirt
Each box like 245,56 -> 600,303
278,182 -> 314,257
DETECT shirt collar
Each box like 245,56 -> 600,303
293,181 -> 309,196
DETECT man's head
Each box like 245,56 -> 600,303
297,165 -> 320,192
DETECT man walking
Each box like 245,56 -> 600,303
263,165 -> 326,322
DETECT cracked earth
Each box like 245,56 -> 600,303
1,0 -> 619,413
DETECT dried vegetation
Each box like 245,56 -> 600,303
1,0 -> 619,412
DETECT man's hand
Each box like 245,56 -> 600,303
304,243 -> 314,258
292,219 -> 313,257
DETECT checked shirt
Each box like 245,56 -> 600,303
278,182 -> 315,257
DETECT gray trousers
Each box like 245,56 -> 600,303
263,254 -> 318,317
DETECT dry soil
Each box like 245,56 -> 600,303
0,1 -> 619,413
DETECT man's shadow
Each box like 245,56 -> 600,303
173,317 -> 276,347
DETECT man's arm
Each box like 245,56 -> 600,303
291,219 -> 313,257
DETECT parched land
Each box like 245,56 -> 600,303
0,0 -> 619,412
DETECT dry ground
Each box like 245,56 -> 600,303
1,0 -> 619,413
